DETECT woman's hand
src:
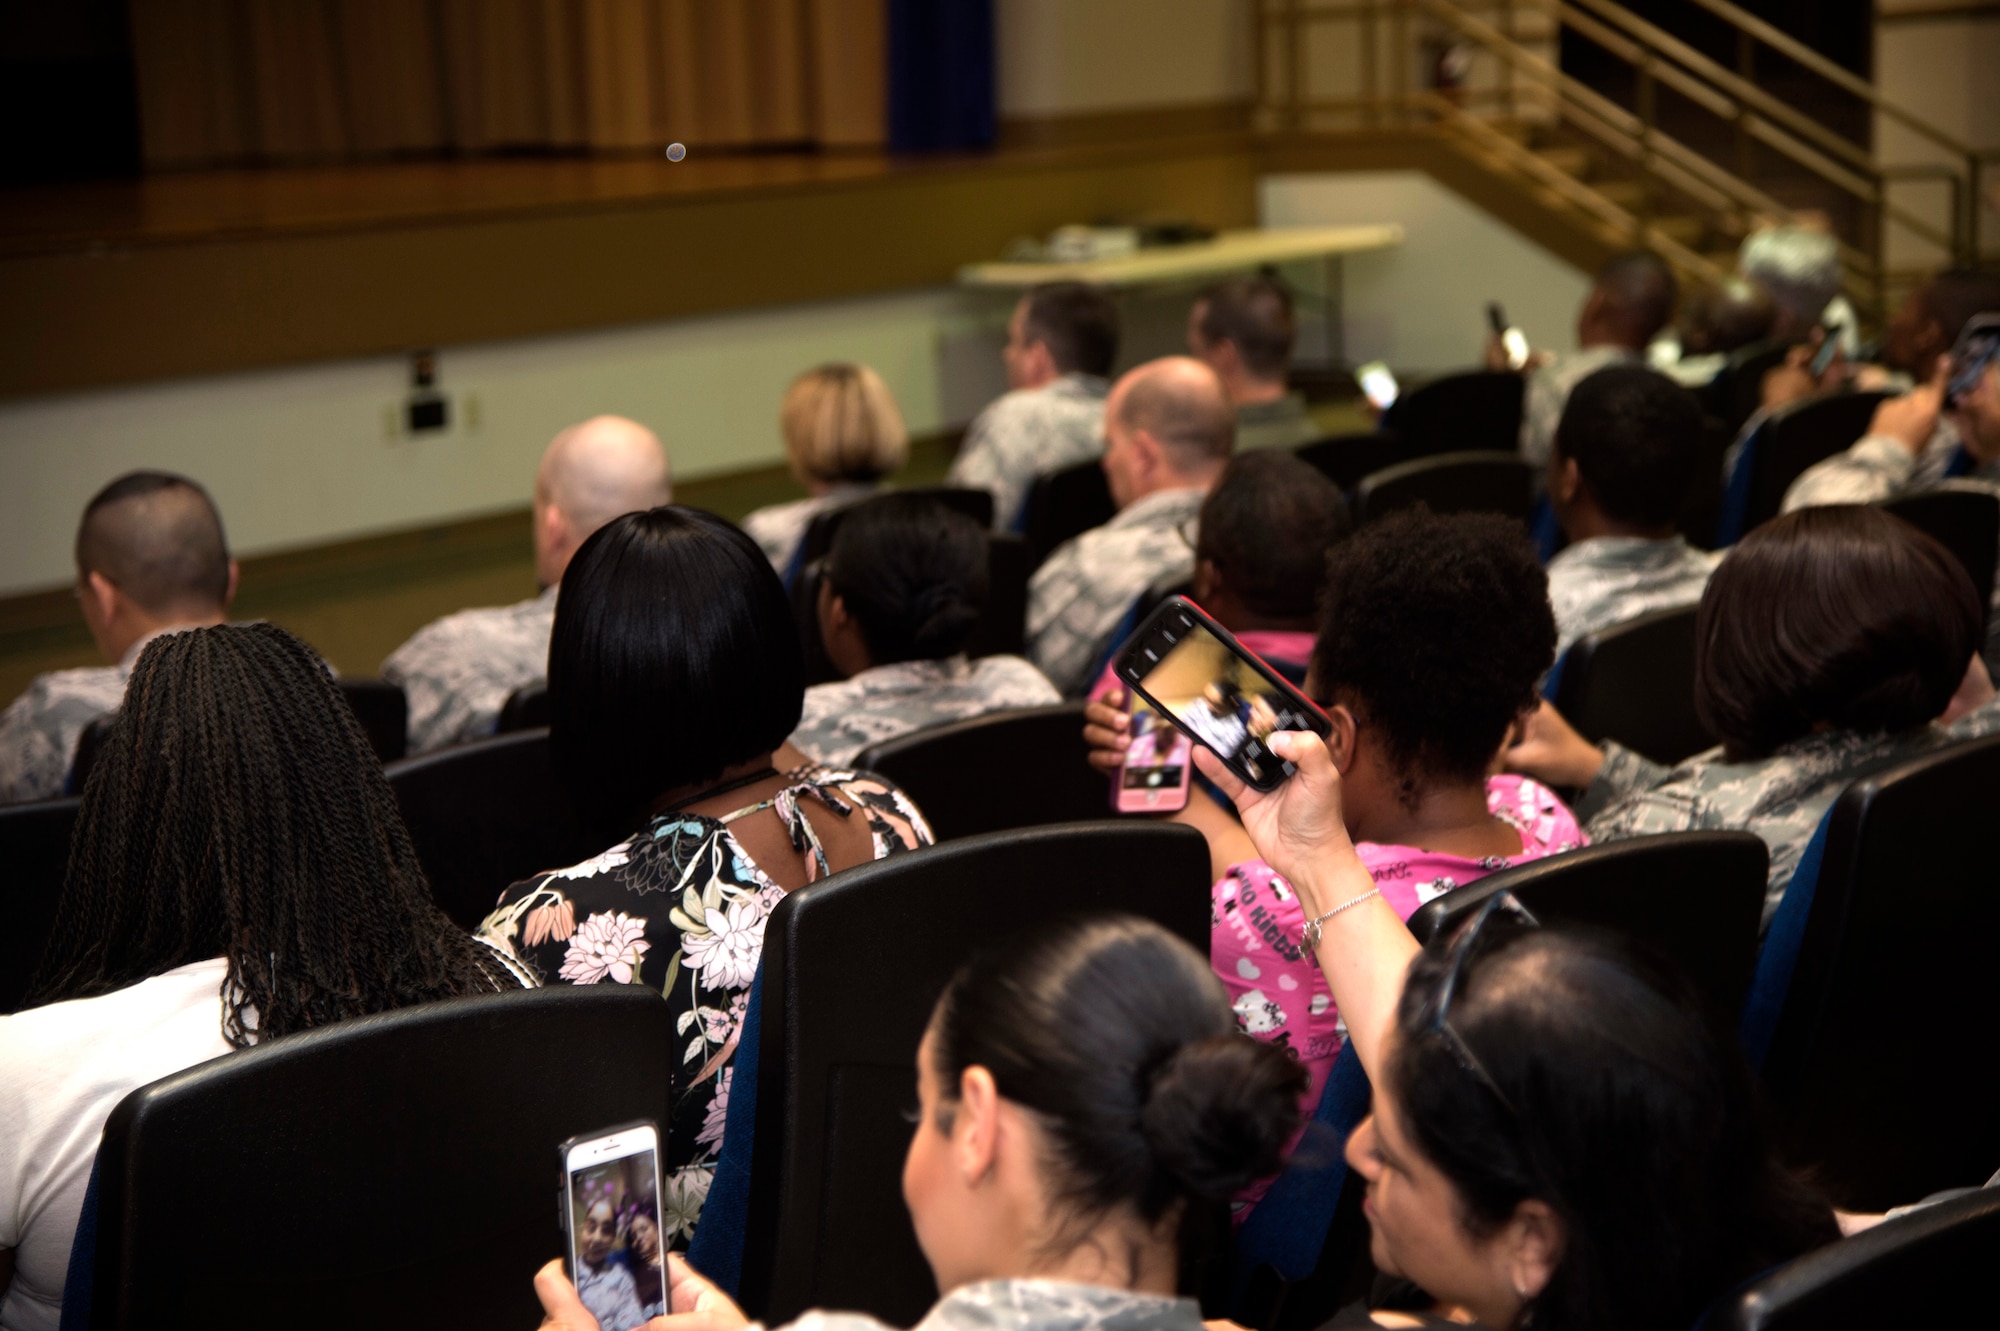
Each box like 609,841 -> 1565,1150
1192,731 -> 1357,903
1083,687 -> 1132,775
534,1255 -> 750,1331
1502,700 -> 1604,789
535,1261 -> 605,1331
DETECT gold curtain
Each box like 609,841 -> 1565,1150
128,0 -> 885,169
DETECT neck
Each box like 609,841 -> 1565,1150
1228,375 -> 1288,408
1563,506 -> 1675,544
649,753 -> 779,816
1578,319 -> 1643,353
107,608 -> 224,664
1351,777 -> 1514,859
1015,1218 -> 1179,1298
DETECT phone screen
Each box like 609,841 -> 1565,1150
1357,360 -> 1399,411
1117,698 -> 1192,811
566,1129 -> 667,1331
1809,322 -> 1843,378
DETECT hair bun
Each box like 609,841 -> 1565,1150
1139,1035 -> 1306,1204
908,582 -> 980,658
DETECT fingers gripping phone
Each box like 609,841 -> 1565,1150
1115,597 -> 1331,792
1115,696 -> 1193,813
562,1122 -> 668,1331
1488,302 -> 1530,371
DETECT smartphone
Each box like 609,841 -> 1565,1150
1808,321 -> 1844,378
1944,313 -> 2000,410
561,1122 -> 667,1331
1115,597 -> 1331,792
1488,302 -> 1529,370
1114,695 -> 1193,813
1356,360 -> 1399,411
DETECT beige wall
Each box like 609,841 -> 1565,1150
996,0 -> 1253,117
1874,15 -> 2000,273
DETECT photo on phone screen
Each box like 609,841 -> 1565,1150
1116,697 -> 1193,813
1118,598 -> 1329,791
563,1124 -> 666,1331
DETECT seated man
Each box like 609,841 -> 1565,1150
1514,251 -> 1679,469
1186,276 -> 1319,452
948,281 -> 1118,530
1739,223 -> 1854,353
0,471 -> 236,803
383,415 -> 671,753
1657,275 -> 1775,388
1028,357 -> 1234,695
1545,366 -> 1720,659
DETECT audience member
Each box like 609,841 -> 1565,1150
1759,268 -> 2000,420
475,507 -> 932,1248
0,623 -> 521,1331
1027,357 -> 1234,695
1193,739 -> 1840,1331
1738,224 -> 1853,349
535,914 -> 1305,1331
790,494 -> 1058,766
1513,251 -> 1679,468
1657,275 -> 1776,387
1187,277 -> 1319,452
1086,510 -> 1578,1171
0,471 -> 236,804
948,281 -> 1119,530
382,415 -> 671,754
740,363 -> 910,578
1509,505 -> 2000,925
1545,366 -> 1720,658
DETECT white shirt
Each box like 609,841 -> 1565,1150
0,958 -> 237,1331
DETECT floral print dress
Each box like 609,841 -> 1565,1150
476,764 -> 932,1246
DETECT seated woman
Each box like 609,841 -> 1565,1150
476,506 -> 933,1249
536,913 -> 1306,1331
790,494 -> 1059,767
0,623 -> 521,1331
1087,511 -> 1581,1135
740,363 -> 909,580
1192,736 -> 1841,1331
1509,504 -> 2000,928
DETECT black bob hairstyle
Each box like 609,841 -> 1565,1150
548,506 -> 805,829
825,493 -> 989,666
1695,505 -> 1980,761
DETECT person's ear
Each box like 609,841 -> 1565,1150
1026,339 -> 1058,384
1193,558 -> 1221,603
1553,456 -> 1582,507
1133,428 -> 1165,482
1323,702 -> 1360,773
82,570 -> 120,626
1500,1198 -> 1565,1308
954,1065 -> 1002,1185
223,559 -> 240,610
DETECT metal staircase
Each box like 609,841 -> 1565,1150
1254,0 -> 1996,326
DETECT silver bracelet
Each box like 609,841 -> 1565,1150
1300,887 -> 1383,951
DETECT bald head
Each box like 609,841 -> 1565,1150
534,416 -> 672,586
75,472 -> 231,617
1102,358 -> 1235,508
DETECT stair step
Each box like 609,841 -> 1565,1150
1649,214 -> 1708,245
1593,180 -> 1650,210
1533,145 -> 1593,178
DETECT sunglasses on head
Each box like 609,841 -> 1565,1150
1945,313 -> 2000,410
1416,890 -> 1541,1119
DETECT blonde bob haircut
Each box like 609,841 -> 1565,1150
781,363 -> 909,486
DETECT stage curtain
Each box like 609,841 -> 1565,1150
127,0 -> 887,168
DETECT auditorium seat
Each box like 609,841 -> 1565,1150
1703,338 -> 1799,436
797,487 -> 994,565
853,703 -> 1105,840
1295,430 -> 1403,492
0,796 -> 80,1013
733,821 -> 1213,1327
1880,488 -> 1999,615
383,728 -> 601,929
81,985 -> 671,1331
1352,451 -> 1535,526
496,682 -> 550,734
1408,831 -> 1768,1018
1678,415 -> 1731,551
1378,370 -> 1524,457
1022,459 -> 1115,567
1696,1189 -> 2000,1329
1745,731 -> 2000,1210
1716,390 -> 1892,545
1548,603 -> 1714,765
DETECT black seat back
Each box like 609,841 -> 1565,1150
798,487 -> 995,566
496,682 -> 550,734
383,728 -> 601,929
1407,831 -> 1768,1018
1678,415 -> 1731,551
1880,488 -> 1999,615
853,702 -> 1104,840
1022,459 -> 1114,567
965,534 -> 1031,658
1378,370 -> 1524,457
1739,390 -> 1893,537
1705,338 -> 1798,435
1295,430 -> 1404,492
739,821 -> 1214,1326
1696,1189 -> 2000,1329
1553,603 -> 1715,765
90,985 -> 673,1331
0,796 -> 80,1013
1353,451 -> 1535,525
1761,731 -> 2000,1209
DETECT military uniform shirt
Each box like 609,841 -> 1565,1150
0,663 -> 129,804
782,1278 -> 1207,1331
1027,486 -> 1207,697
789,654 -> 1061,767
948,373 -> 1108,531
740,483 -> 880,576
1546,535 -> 1722,658
381,585 -> 558,755
1519,346 -> 1637,469
1234,392 -> 1321,452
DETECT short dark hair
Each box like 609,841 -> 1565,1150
74,471 -> 231,614
1594,251 -> 1679,346
1022,282 -> 1119,378
1553,365 -> 1704,529
1696,506 -> 1979,761
826,494 -> 989,665
1678,277 -> 1775,356
1195,277 -> 1296,379
1920,268 -> 2000,348
548,507 -> 805,830
1313,509 -> 1555,802
930,913 -> 1304,1281
1196,451 -> 1350,621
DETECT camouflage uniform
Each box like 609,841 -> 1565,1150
1519,346 -> 1637,469
1579,693 -> 2000,929
788,653 -> 1061,766
947,373 -> 1108,531
739,483 -> 879,575
1234,392 -> 1321,452
1546,535 -> 1721,658
782,1278 -> 1205,1331
381,586 -> 557,755
1026,486 -> 1206,697
0,663 -> 129,804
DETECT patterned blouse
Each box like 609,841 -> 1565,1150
475,765 -> 933,1247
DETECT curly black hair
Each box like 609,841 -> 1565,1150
1312,508 -> 1555,804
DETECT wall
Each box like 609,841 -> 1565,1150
1874,11 -> 2000,273
995,0 -> 1252,117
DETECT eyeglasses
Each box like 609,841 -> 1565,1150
1417,890 -> 1540,1120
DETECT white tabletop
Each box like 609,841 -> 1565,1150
956,224 -> 1404,289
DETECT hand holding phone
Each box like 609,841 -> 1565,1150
562,1122 -> 668,1331
1356,360 -> 1399,412
1488,301 -> 1530,371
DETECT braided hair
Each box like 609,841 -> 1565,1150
27,621 -> 517,1044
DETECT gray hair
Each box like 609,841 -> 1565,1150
1738,227 -> 1842,328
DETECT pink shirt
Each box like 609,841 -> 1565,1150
1212,775 -> 1584,1210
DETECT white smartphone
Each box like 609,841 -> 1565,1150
561,1121 -> 668,1331
1356,360 -> 1399,411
